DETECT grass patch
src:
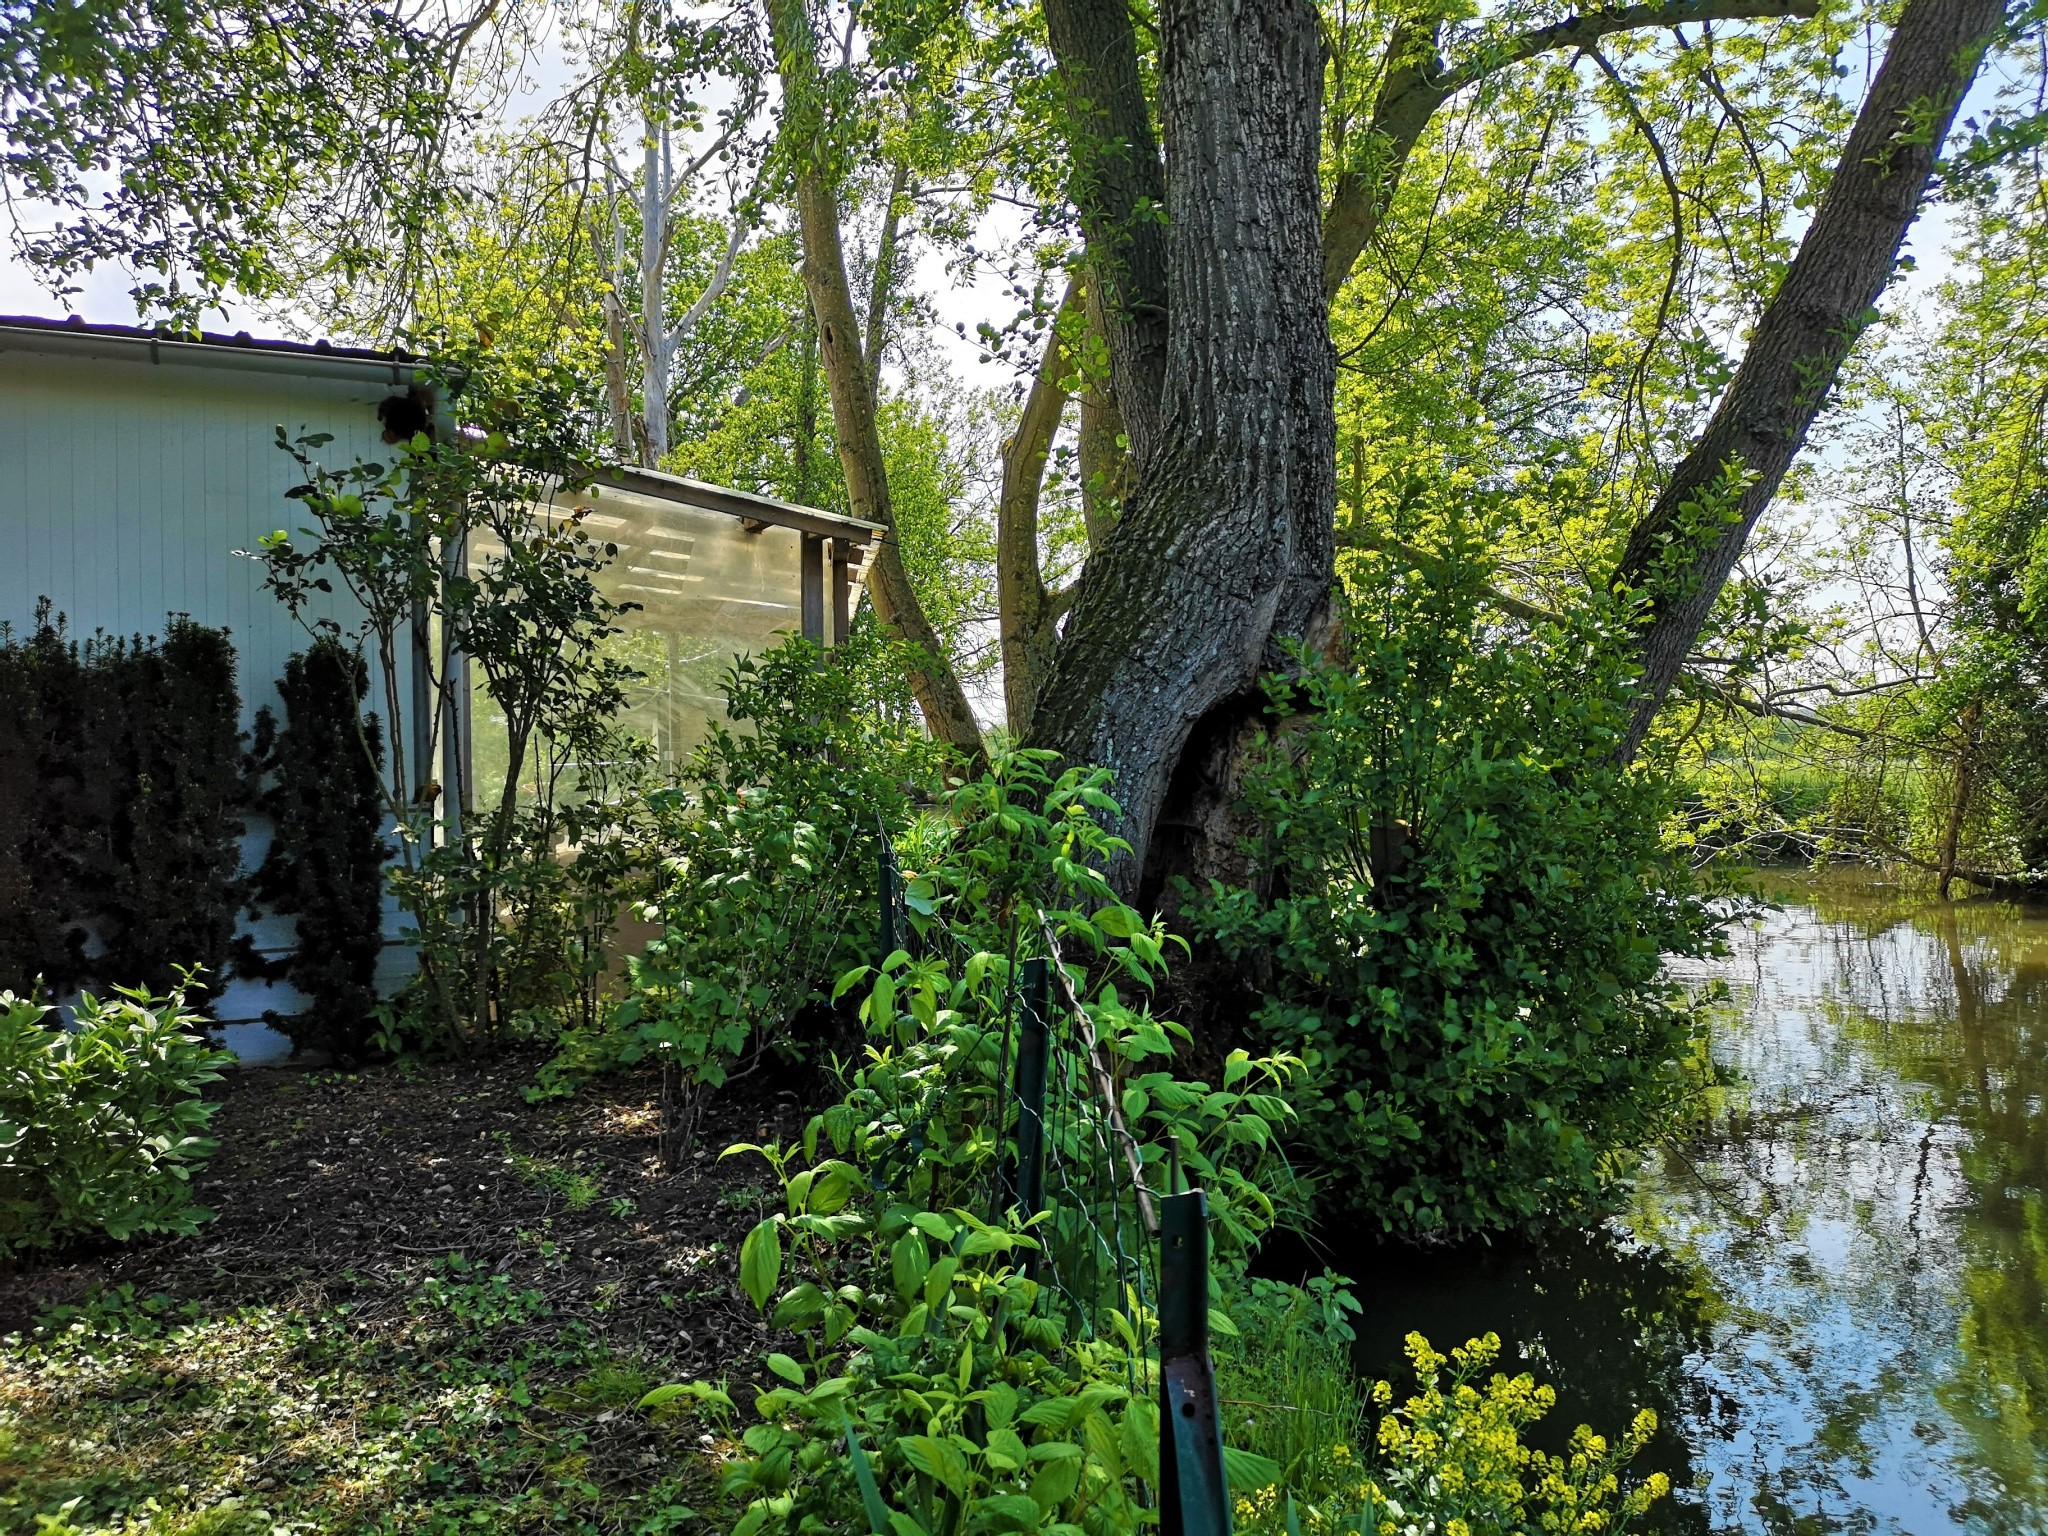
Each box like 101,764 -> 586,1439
496,1134 -> 604,1212
0,1259 -> 719,1535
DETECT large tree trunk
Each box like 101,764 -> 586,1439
1030,0 -> 1335,894
1611,0 -> 2006,759
767,0 -> 985,760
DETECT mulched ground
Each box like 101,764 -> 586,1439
0,1051 -> 805,1367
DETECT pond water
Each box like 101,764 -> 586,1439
1335,870 -> 2048,1535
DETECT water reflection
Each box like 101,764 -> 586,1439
1332,872 -> 2048,1535
1338,1226 -> 1724,1534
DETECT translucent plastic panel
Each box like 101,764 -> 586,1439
467,483 -> 804,803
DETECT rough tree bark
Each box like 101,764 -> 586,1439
1610,0 -> 2009,759
996,279 -> 1081,737
1031,0 -> 1335,895
766,0 -> 984,759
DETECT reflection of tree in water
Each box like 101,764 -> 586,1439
1297,1225 -> 1723,1535
1316,880 -> 2048,1534
1897,901 -> 2048,1530
1663,873 -> 2048,1534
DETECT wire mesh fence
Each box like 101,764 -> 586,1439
867,826 -> 1232,1534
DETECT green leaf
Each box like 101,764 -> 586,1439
847,1426 -> 894,1534
1027,1455 -> 1082,1514
772,1281 -> 828,1332
891,1231 -> 931,1301
739,1218 -> 782,1311
807,1159 -> 861,1214
923,1254 -> 959,1309
1093,905 -> 1139,939
1222,1445 -> 1284,1491
765,1352 -> 805,1385
900,1434 -> 970,1495
910,1211 -> 958,1243
973,1492 -> 1044,1532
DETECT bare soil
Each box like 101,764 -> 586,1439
0,1053 -> 800,1365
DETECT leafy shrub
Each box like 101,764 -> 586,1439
0,606 -> 246,1003
649,756 -> 1669,1535
534,634 -> 947,1158
0,983 -> 234,1253
645,755 -> 1308,1535
256,401 -> 647,1056
1190,538 -> 1719,1238
92,620 -> 247,1002
239,638 -> 389,1060
0,604 -> 82,993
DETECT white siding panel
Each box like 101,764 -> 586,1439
0,349 -> 412,1050
0,352 -> 392,721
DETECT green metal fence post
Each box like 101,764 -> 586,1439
1159,1188 -> 1231,1536
878,838 -> 900,967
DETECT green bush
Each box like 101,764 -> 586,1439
0,606 -> 247,1004
533,634 -> 947,1157
1189,539 -> 1719,1237
648,754 -> 1669,1536
240,638 -> 389,1060
681,754 -> 1304,1536
0,982 -> 234,1254
93,621 -> 247,1003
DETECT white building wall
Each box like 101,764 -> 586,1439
0,336 -> 416,1056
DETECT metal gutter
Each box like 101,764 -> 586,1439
0,316 -> 420,387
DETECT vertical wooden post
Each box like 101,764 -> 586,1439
831,538 -> 854,646
1159,1189 -> 1231,1536
800,532 -> 827,645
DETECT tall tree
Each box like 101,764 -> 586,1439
1610,0 -> 2013,758
764,0 -> 985,759
1031,0 -> 1335,893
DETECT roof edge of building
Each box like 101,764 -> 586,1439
0,314 -> 422,385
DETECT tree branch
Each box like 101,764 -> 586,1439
1041,0 -> 1170,463
864,160 -> 911,412
998,279 -> 1081,737
1321,0 -> 1820,302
